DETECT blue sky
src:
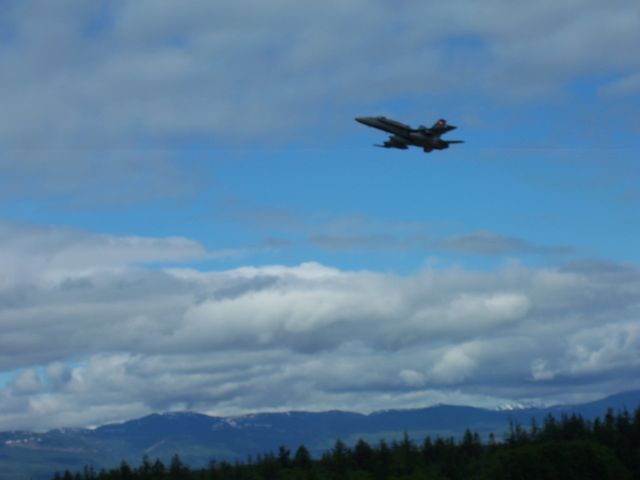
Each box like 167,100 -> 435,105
0,0 -> 639,431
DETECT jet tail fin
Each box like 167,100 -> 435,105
432,119 -> 448,129
430,119 -> 456,133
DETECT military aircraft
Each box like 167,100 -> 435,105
355,116 -> 463,152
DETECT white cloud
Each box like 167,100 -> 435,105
531,359 -> 555,381
430,348 -> 477,384
0,221 -> 206,286
0,223 -> 639,430
399,369 -> 426,388
447,293 -> 530,325
565,321 -> 640,375
9,368 -> 43,395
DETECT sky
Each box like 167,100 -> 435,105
0,0 -> 639,432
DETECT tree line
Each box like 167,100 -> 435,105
53,406 -> 640,480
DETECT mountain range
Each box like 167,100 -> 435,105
2,390 -> 639,480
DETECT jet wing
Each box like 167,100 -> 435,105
376,135 -> 409,149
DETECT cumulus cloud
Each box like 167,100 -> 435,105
8,368 -> 43,396
0,223 -> 639,431
430,348 -> 477,384
0,221 -> 207,285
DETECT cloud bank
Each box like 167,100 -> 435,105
1,223 -> 638,431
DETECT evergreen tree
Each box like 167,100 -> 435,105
169,454 -> 189,480
137,456 -> 152,480
353,439 -> 374,473
119,461 -> 133,480
278,445 -> 291,469
82,465 -> 97,480
152,458 -> 166,478
392,432 -> 418,475
373,439 -> 391,480
420,435 -> 434,465
293,445 -> 312,471
257,452 -> 279,480
461,428 -> 482,458
327,439 -> 351,477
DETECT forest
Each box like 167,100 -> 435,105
52,407 -> 640,480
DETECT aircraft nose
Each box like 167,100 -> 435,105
355,116 -> 373,125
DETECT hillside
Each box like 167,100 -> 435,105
1,390 -> 639,480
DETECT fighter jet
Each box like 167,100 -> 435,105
355,116 -> 463,152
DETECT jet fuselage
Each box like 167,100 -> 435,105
355,116 -> 462,152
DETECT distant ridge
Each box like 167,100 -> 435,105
1,390 -> 639,480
